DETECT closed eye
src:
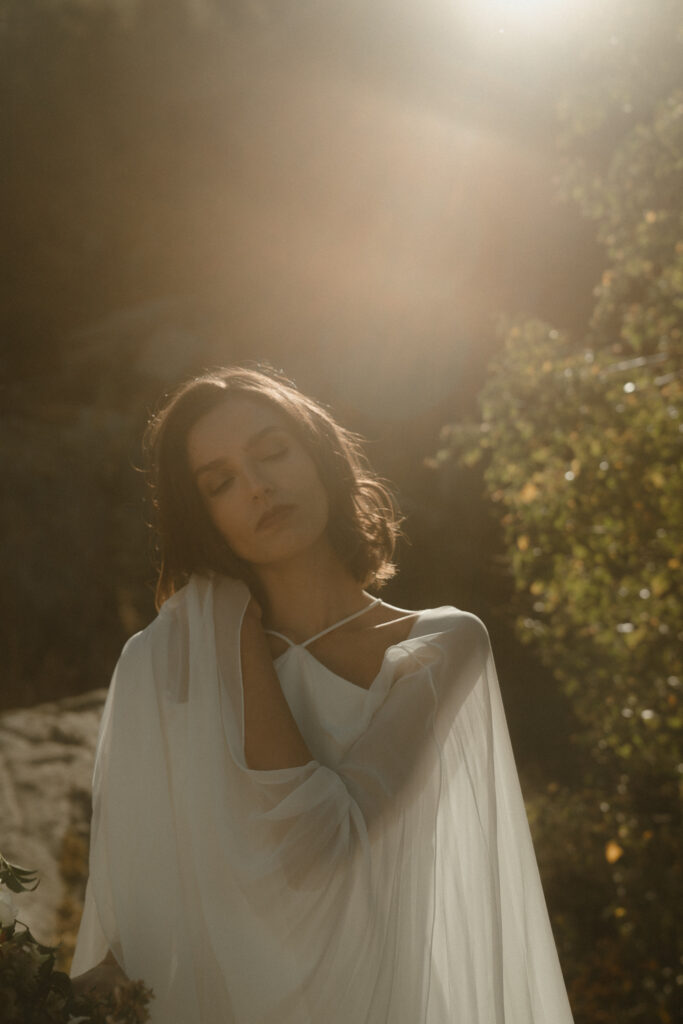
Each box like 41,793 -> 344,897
209,477 -> 234,496
205,447 -> 288,496
260,447 -> 289,462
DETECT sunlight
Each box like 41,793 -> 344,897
454,0 -> 591,36
486,0 -> 570,11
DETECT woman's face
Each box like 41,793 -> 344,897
186,395 -> 330,568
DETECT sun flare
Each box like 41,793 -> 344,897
455,0 -> 591,36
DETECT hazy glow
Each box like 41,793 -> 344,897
456,0 -> 591,35
488,0 -> 570,10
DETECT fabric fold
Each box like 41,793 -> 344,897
71,573 -> 574,1024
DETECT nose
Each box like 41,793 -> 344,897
243,459 -> 274,500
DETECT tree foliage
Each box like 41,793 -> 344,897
433,4 -> 682,1020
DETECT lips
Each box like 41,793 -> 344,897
256,504 -> 296,530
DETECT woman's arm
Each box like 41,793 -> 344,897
240,599 -> 313,770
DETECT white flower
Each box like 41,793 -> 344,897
0,886 -> 17,927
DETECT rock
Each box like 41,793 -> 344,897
0,689 -> 107,950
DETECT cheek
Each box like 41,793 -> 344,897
204,498 -> 249,551
301,466 -> 330,521
316,481 -> 330,521
308,487 -> 331,542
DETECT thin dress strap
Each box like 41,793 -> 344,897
264,596 -> 382,649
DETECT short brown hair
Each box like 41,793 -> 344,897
143,365 -> 402,608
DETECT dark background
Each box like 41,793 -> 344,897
3,4 -> 682,1020
2,3 -> 600,774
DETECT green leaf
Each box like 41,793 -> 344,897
0,853 -> 40,893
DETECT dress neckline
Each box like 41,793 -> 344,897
263,596 -> 383,650
272,608 -> 427,694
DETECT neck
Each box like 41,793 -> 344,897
254,538 -> 371,644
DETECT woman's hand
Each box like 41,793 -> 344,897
239,594 -> 313,770
71,952 -> 131,1000
243,594 -> 264,624
242,595 -> 268,651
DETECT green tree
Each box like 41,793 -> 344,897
433,4 -> 682,1020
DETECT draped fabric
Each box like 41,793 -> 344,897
71,574 -> 574,1023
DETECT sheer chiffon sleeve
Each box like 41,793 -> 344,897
71,574 -> 574,1024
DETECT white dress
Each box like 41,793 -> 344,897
71,573 -> 574,1023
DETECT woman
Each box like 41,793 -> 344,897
71,365 -> 574,1023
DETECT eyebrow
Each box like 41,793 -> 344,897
193,424 -> 286,478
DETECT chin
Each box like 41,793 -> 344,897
247,524 -> 330,568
